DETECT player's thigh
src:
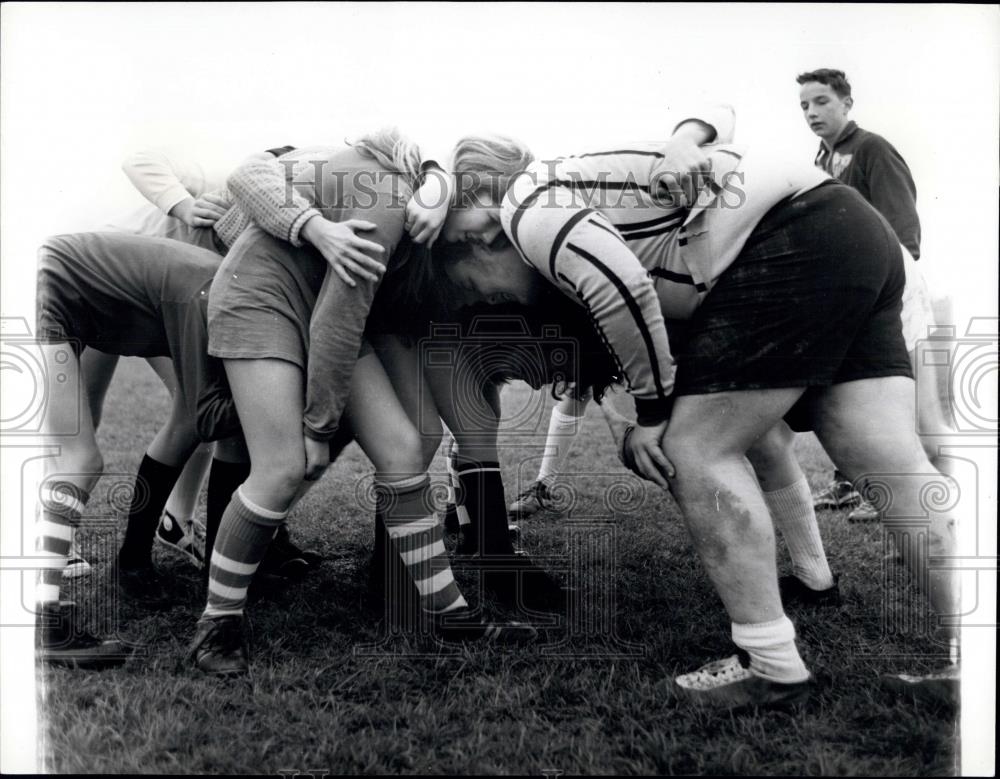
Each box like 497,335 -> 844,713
424,350 -> 499,454
222,357 -> 305,478
147,355 -> 179,396
146,384 -> 203,466
371,334 -> 442,443
344,352 -> 424,477
665,387 -> 804,465
810,376 -> 927,478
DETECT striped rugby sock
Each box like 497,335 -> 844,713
203,487 -> 286,619
378,474 -> 466,615
455,460 -> 513,555
36,481 -> 89,606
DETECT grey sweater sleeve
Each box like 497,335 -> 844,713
226,153 -> 325,247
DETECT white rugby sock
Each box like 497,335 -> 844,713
536,408 -> 584,482
765,477 -> 835,590
732,615 -> 810,683
446,443 -> 471,528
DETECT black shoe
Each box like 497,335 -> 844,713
430,606 -> 538,645
258,536 -> 310,580
117,563 -> 176,610
454,525 -> 523,557
36,602 -> 134,670
443,503 -> 461,535
443,508 -> 519,546
187,615 -> 249,675
272,525 -> 324,568
472,551 -> 570,612
779,574 -> 842,608
507,479 -> 554,519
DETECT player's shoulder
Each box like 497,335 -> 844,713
852,127 -> 902,157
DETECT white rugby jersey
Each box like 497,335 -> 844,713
500,144 -> 830,423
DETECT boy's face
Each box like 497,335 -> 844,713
799,81 -> 853,143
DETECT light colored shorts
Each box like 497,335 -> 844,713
899,245 -> 937,353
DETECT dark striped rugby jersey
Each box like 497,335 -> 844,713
501,144 -> 830,422
36,232 -> 238,440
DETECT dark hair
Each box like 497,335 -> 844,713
796,68 -> 851,99
427,242 -> 621,400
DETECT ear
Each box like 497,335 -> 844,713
843,96 -> 854,111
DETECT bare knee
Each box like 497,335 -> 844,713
662,432 -> 734,477
373,426 -> 426,478
248,454 -> 305,503
746,424 -> 800,490
62,443 -> 104,478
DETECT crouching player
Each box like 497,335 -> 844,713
186,131 -> 537,676
437,133 -> 959,708
34,231 -> 242,667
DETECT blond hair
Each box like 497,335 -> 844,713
350,127 -> 423,192
451,134 -> 534,206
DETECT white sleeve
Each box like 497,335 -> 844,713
502,180 -> 676,424
671,103 -> 736,143
121,148 -> 209,215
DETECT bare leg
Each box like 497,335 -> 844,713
746,422 -> 802,491
148,355 -> 213,521
40,346 -> 103,501
223,358 -> 308,512
345,351 -> 429,480
662,388 -> 805,625
79,348 -> 119,430
370,335 -> 442,471
748,422 -> 835,592
35,343 -> 132,665
811,376 -> 958,629
146,387 -> 202,468
910,346 -> 958,473
37,345 -> 102,605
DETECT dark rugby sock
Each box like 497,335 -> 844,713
205,459 -> 251,570
118,454 -> 183,569
455,460 -> 515,556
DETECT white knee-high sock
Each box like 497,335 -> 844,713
765,477 -> 835,590
536,408 -> 584,482
732,615 -> 810,683
446,441 -> 470,528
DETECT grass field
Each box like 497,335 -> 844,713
41,358 -> 958,775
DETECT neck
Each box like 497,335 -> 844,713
821,121 -> 850,150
